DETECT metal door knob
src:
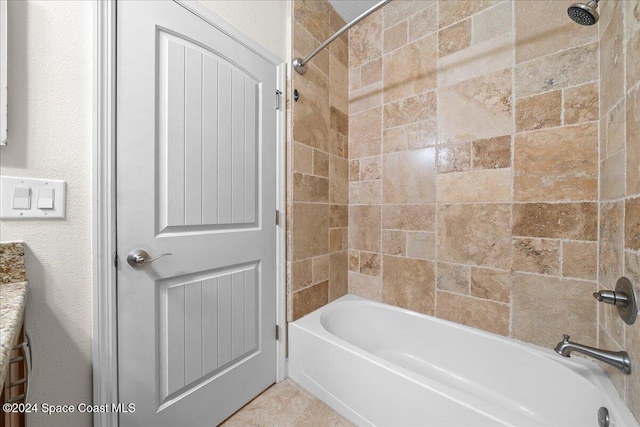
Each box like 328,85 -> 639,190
127,250 -> 172,268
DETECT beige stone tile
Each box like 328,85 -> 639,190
628,87 -> 640,196
359,252 -> 381,276
294,0 -> 332,43
472,1 -> 512,44
382,255 -> 435,314
294,61 -> 329,103
439,69 -> 513,144
382,230 -> 406,256
349,271 -> 382,301
329,251 -> 349,301
383,35 -> 438,103
605,98 -> 626,160
348,250 -> 359,272
361,58 -> 382,87
292,281 -> 329,321
291,398 -> 356,427
512,273 -> 596,348
438,34 -> 513,88
514,0 -> 597,64
437,203 -> 511,269
293,173 -> 329,202
313,150 -> 329,178
624,1 -> 640,42
349,81 -> 383,115
437,169 -> 511,203
472,135 -> 511,169
515,91 -> 562,132
513,123 -> 598,201
562,241 -> 597,281
382,126 -> 407,154
437,142 -> 471,174
627,24 -> 640,90
349,181 -> 381,205
626,197 -> 640,251
599,201 -> 625,286
598,328 -> 627,400
330,204 -> 348,228
512,238 -> 560,276
222,380 -> 313,427
384,0 -> 435,29
360,156 -> 381,181
292,259 -> 313,292
513,202 -> 597,240
330,36 -> 349,68
293,91 -> 330,153
601,149 -> 626,201
330,5 -> 347,38
329,131 -> 348,159
514,42 -> 598,98
349,160 -> 360,182
294,22 -> 329,75
383,148 -> 436,204
330,58 -> 349,115
439,1 -> 498,29
349,66 -> 361,92
625,250 -> 640,419
329,228 -> 347,253
407,231 -> 435,260
350,12 -> 383,68
383,121 -> 437,153
600,0 -> 625,114
329,156 -> 348,204
349,205 -> 381,252
436,291 -> 509,336
384,20 -> 408,53
382,204 -> 435,231
439,19 -> 471,58
350,107 -> 382,159
383,91 -> 437,129
293,203 -> 329,260
437,263 -> 469,295
294,142 -> 313,174
312,255 -> 329,284
563,82 -> 599,125
470,267 -> 510,303
409,5 -> 438,41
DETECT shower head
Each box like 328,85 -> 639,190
568,0 -> 600,26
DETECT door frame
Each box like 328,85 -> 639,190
92,2 -> 287,426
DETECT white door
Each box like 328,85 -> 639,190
116,2 -> 278,425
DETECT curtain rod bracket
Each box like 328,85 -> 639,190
292,58 -> 307,75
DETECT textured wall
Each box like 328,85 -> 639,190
288,0 -> 349,320
597,0 -> 640,419
347,0 -> 601,347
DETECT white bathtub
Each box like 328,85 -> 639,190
289,295 -> 638,427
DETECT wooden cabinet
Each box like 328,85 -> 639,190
1,325 -> 29,427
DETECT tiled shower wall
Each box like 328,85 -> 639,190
287,0 -> 349,320
348,1 -> 601,349
597,0 -> 640,417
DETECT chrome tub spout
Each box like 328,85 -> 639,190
554,334 -> 631,375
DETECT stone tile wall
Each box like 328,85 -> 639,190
348,0 -> 601,353
598,0 -> 640,418
288,0 -> 349,320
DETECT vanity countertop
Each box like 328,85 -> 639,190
0,242 -> 29,389
0,281 -> 28,388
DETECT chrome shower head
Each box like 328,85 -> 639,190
568,0 -> 600,25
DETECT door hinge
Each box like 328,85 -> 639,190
113,252 -> 119,269
275,209 -> 280,226
275,325 -> 280,341
275,90 -> 282,110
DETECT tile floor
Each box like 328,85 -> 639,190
219,379 -> 355,427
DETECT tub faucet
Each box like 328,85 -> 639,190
554,334 -> 631,374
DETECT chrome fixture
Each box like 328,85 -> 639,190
593,276 -> 638,325
568,0 -> 600,25
554,334 -> 631,374
598,407 -> 610,427
293,0 -> 393,75
126,249 -> 172,269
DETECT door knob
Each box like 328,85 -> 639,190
127,249 -> 172,269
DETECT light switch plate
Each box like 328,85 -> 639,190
1,176 -> 66,219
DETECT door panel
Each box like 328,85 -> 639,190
117,1 -> 277,425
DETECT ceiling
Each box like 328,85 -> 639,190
328,0 -> 380,24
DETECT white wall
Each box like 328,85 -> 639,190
0,1 -> 287,426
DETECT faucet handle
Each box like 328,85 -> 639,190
562,334 -> 571,343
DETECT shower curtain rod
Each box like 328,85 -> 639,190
292,0 -> 394,75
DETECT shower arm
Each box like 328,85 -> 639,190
292,0 -> 394,75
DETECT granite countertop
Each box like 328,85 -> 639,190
0,242 -> 29,389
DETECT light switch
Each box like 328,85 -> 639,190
37,187 -> 55,209
12,186 -> 31,209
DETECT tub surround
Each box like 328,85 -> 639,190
0,242 -> 28,389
